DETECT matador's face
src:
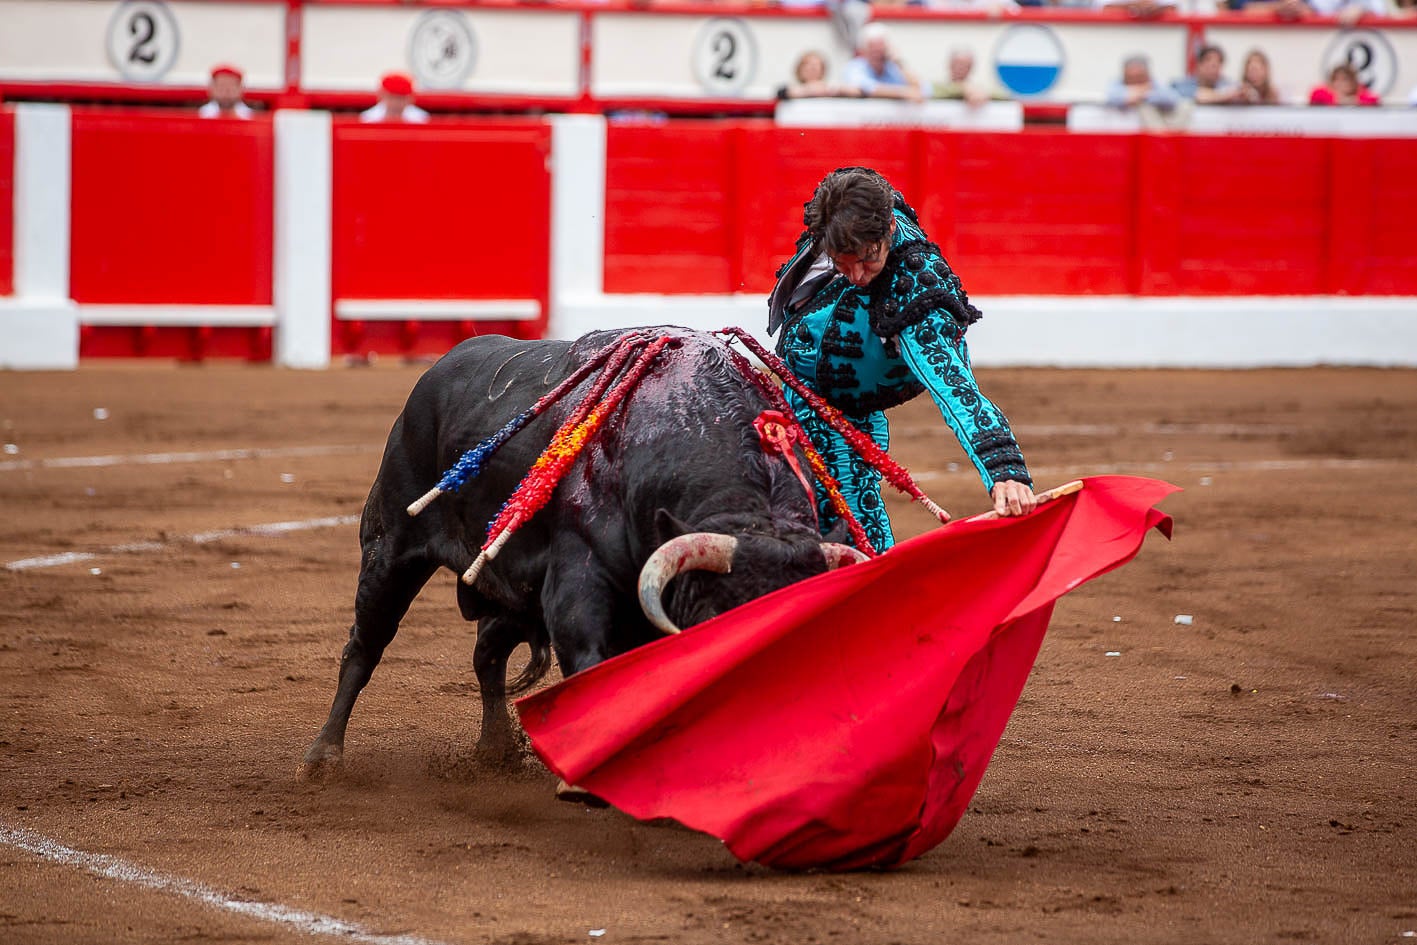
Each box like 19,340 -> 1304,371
828,219 -> 896,288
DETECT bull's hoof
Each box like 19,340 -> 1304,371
296,742 -> 344,783
472,737 -> 523,771
555,778 -> 609,808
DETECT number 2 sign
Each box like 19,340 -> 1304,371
1322,29 -> 1396,97
692,18 -> 757,95
106,0 -> 180,82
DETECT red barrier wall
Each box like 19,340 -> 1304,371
331,119 -> 551,356
603,124 -> 1417,298
70,111 -> 275,304
0,110 -> 14,297
70,111 -> 275,359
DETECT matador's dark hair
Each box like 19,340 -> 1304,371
803,167 -> 896,257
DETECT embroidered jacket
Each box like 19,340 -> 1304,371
769,198 -> 1031,491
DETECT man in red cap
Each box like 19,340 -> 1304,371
199,64 -> 253,119
360,72 -> 430,123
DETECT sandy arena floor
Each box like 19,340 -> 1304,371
1,360 -> 1414,944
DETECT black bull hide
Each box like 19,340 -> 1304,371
299,327 -> 837,779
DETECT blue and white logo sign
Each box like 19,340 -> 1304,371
993,24 -> 1064,98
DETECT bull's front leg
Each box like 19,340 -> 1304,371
541,557 -> 619,679
471,613 -> 539,767
540,557 -> 621,806
298,553 -> 436,782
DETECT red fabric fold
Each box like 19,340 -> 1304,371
516,475 -> 1176,870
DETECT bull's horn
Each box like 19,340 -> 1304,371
637,533 -> 739,636
822,543 -> 870,569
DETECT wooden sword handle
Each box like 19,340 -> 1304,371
966,479 -> 1085,523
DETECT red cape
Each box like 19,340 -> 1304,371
517,475 -> 1176,870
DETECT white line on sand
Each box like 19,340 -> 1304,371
0,424 -> 1299,474
0,444 -> 377,474
910,457 -> 1408,483
4,515 -> 360,571
0,823 -> 454,945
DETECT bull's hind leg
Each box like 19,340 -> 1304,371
298,553 -> 437,782
470,614 -> 537,767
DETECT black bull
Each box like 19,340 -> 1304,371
299,327 -> 855,779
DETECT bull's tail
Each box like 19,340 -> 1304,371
505,625 -> 553,696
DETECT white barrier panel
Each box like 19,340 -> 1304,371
884,20 -> 1189,106
0,0 -> 286,90
1202,24 -> 1417,104
1067,103 -> 1417,135
590,12 -> 840,101
1,104 -> 79,370
1066,104 -> 1144,133
1188,104 -> 1417,137
590,13 -> 1188,105
300,4 -> 581,96
776,98 -> 1024,130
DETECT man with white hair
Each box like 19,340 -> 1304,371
841,24 -> 924,101
933,47 -> 1009,107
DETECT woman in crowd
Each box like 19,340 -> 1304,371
1239,50 -> 1283,104
777,51 -> 863,100
1309,63 -> 1380,106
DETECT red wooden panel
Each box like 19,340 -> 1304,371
80,325 -> 273,361
1169,136 -> 1327,295
606,122 -> 927,296
602,124 -> 1417,300
740,125 -> 917,296
331,119 -> 550,316
603,123 -> 736,294
1331,137 -> 1417,296
0,110 -> 13,297
944,132 -> 1134,295
69,111 -> 274,304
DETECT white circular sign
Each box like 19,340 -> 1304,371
107,1 -> 180,82
993,24 -> 1065,98
1322,29 -> 1396,97
408,10 -> 477,89
692,18 -> 757,95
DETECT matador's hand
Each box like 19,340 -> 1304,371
991,480 -> 1038,517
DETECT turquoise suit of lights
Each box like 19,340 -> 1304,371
770,197 -> 1031,551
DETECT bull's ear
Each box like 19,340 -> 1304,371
653,508 -> 694,546
821,518 -> 850,545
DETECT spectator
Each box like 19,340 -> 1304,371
1172,45 -> 1246,104
923,0 -> 1019,10
198,64 -> 252,119
1309,64 -> 1380,105
1238,49 -> 1282,104
1221,0 -> 1308,20
1106,54 -> 1188,127
777,51 -> 860,100
932,48 -> 1008,107
1307,0 -> 1387,23
1096,0 -> 1177,20
360,72 -> 430,124
827,0 -> 872,55
841,24 -> 924,102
